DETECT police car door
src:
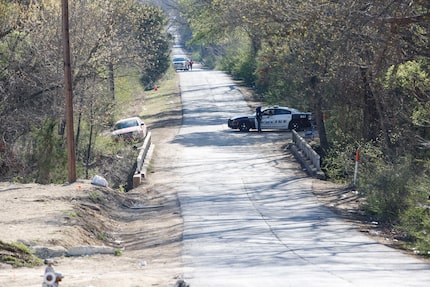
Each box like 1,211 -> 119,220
275,108 -> 292,129
261,108 -> 276,129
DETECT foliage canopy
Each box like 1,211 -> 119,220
0,0 -> 171,186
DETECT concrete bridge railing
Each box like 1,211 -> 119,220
290,130 -> 325,179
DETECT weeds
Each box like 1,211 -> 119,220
0,241 -> 43,267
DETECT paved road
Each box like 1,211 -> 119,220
172,67 -> 430,286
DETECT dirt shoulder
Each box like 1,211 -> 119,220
310,179 -> 421,257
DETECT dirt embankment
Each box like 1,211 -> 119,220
0,167 -> 183,287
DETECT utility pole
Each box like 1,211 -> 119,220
62,0 -> 76,183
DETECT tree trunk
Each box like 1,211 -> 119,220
75,95 -> 84,151
108,62 -> 115,100
360,67 -> 379,141
310,76 -> 329,156
85,106 -> 94,179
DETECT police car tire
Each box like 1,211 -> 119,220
239,122 -> 250,132
289,121 -> 299,131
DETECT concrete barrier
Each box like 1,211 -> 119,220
66,245 -> 116,257
31,245 -> 67,259
290,130 -> 325,179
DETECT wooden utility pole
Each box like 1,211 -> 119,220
62,0 -> 76,183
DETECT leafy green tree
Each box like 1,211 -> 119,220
0,0 -> 171,181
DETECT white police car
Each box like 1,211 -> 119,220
227,106 -> 312,132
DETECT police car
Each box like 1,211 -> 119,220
227,106 -> 312,132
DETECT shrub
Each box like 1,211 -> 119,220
323,142 -> 357,183
322,137 -> 382,183
400,206 -> 430,256
24,119 -> 68,184
360,160 -> 414,224
398,175 -> 430,255
218,39 -> 256,86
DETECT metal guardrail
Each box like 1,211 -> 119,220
291,130 -> 321,172
133,132 -> 154,188
136,131 -> 152,174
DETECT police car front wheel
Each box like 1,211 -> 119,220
289,121 -> 299,131
239,122 -> 250,132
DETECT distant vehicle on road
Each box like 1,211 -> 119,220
112,117 -> 147,142
228,106 -> 312,132
172,55 -> 190,71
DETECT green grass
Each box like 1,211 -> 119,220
97,233 -> 107,241
138,69 -> 180,126
63,210 -> 77,218
112,67 -> 179,126
114,248 -> 123,256
0,241 -> 43,267
114,70 -> 147,113
89,191 -> 102,202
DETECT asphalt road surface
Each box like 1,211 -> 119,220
171,65 -> 430,286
